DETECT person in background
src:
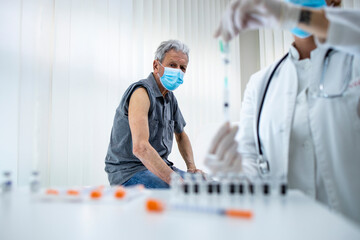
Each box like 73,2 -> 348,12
105,40 -> 204,189
206,0 -> 360,224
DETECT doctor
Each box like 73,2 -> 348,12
206,0 -> 360,224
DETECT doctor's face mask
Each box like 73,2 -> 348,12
286,0 -> 327,38
157,61 -> 184,91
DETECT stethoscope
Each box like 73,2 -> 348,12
256,48 -> 353,176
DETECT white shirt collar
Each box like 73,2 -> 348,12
289,44 -> 321,62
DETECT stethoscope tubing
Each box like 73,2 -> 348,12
255,48 -> 350,175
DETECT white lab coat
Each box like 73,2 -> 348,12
238,8 -> 360,223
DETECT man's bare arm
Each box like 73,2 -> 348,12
129,88 -> 174,184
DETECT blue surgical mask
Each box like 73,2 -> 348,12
157,61 -> 184,91
286,0 -> 327,38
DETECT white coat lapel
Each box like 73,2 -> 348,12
257,57 -> 298,176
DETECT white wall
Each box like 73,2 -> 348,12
2,0 -> 357,187
0,0 -> 246,187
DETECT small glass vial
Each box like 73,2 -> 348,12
262,175 -> 271,196
30,171 -> 40,193
193,173 -> 203,195
170,172 -> 181,204
2,171 -> 12,193
278,174 -> 288,196
182,172 -> 192,195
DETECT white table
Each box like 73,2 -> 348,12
1,189 -> 360,240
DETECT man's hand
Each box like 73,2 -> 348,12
187,168 -> 209,180
214,0 -> 301,42
204,122 -> 242,174
187,168 -> 204,174
326,0 -> 341,7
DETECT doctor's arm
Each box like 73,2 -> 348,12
297,5 -> 360,49
300,7 -> 360,54
215,0 -> 360,53
129,88 -> 176,185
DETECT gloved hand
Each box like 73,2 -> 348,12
204,122 -> 242,174
214,0 -> 302,42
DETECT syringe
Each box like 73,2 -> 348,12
219,40 -> 230,121
146,198 -> 253,219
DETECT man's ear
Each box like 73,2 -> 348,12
153,60 -> 158,72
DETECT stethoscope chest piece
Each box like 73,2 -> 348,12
257,155 -> 270,175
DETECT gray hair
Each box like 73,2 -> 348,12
154,40 -> 189,63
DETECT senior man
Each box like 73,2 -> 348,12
105,40 -> 203,188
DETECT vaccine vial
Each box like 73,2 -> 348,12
248,180 -> 255,196
194,173 -> 203,195
247,175 -> 261,203
170,172 -> 182,203
262,176 -> 271,196
30,171 -> 40,193
2,171 -> 12,193
279,174 -> 288,196
238,173 -> 246,196
182,172 -> 192,195
214,173 -> 223,195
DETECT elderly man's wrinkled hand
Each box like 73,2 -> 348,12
204,122 -> 242,174
187,168 -> 208,180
